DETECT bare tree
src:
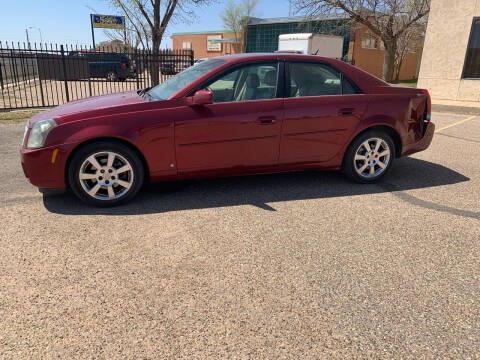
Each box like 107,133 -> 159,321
392,22 -> 425,82
107,0 -> 208,85
102,25 -> 146,50
293,0 -> 430,82
108,0 -> 154,49
221,0 -> 259,52
86,3 -> 150,50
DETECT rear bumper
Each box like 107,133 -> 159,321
21,143 -> 75,189
401,121 -> 435,157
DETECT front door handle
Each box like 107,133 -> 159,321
256,116 -> 276,125
339,108 -> 355,116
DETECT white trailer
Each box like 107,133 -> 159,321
277,33 -> 344,58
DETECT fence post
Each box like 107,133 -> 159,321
60,45 -> 70,102
36,59 -> 45,107
88,77 -> 92,97
11,49 -> 18,85
134,48 -> 140,89
0,61 -> 3,90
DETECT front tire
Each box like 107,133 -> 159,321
68,141 -> 144,206
342,130 -> 395,183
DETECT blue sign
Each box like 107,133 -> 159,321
91,14 -> 125,29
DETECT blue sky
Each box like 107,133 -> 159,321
1,0 -> 291,48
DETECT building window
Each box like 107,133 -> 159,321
182,41 -> 192,50
362,37 -> 377,49
463,18 -> 480,79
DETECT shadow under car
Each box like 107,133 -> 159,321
43,157 -> 476,219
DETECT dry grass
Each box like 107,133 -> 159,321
0,109 -> 46,123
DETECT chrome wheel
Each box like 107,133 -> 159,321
79,151 -> 134,200
353,137 -> 391,179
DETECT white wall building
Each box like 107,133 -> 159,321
418,0 -> 480,103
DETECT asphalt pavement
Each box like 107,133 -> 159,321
0,111 -> 478,359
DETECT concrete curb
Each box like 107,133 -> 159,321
432,104 -> 480,116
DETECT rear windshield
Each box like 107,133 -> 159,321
148,58 -> 226,100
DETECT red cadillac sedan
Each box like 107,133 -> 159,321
21,53 -> 434,206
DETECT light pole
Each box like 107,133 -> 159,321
27,27 -> 43,44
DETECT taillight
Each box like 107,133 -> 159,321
419,89 -> 431,120
121,62 -> 127,70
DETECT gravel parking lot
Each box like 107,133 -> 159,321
0,111 -> 478,358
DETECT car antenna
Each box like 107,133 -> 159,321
313,49 -> 319,55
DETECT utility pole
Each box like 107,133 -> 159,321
25,28 -> 31,49
90,14 -> 96,49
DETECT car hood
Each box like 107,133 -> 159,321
29,91 -> 148,126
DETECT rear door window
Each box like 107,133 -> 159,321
342,76 -> 361,95
288,62 -> 341,97
287,62 -> 361,96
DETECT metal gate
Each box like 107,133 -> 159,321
0,42 -> 194,110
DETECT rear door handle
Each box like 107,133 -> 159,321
256,116 -> 276,125
339,108 -> 355,116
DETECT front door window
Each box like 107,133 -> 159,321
205,63 -> 278,102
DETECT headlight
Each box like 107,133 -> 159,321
26,118 -> 57,149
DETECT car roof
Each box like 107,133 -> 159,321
214,53 -> 388,90
170,52 -> 391,99
217,52 -> 343,63
70,50 -> 125,56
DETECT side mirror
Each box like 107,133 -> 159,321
191,89 -> 213,106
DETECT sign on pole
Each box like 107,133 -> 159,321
91,14 -> 126,29
90,14 -> 126,49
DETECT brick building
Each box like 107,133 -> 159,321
348,24 -> 422,80
172,16 -> 423,81
246,16 -> 421,81
172,30 -> 240,59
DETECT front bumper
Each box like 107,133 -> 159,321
21,143 -> 75,189
402,121 -> 435,157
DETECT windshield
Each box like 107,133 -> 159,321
148,58 -> 226,100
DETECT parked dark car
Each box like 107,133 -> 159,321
69,51 -> 136,81
159,59 -> 190,75
159,61 -> 177,75
21,53 -> 434,206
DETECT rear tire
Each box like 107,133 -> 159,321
105,70 -> 118,81
68,141 -> 144,206
342,130 -> 395,183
